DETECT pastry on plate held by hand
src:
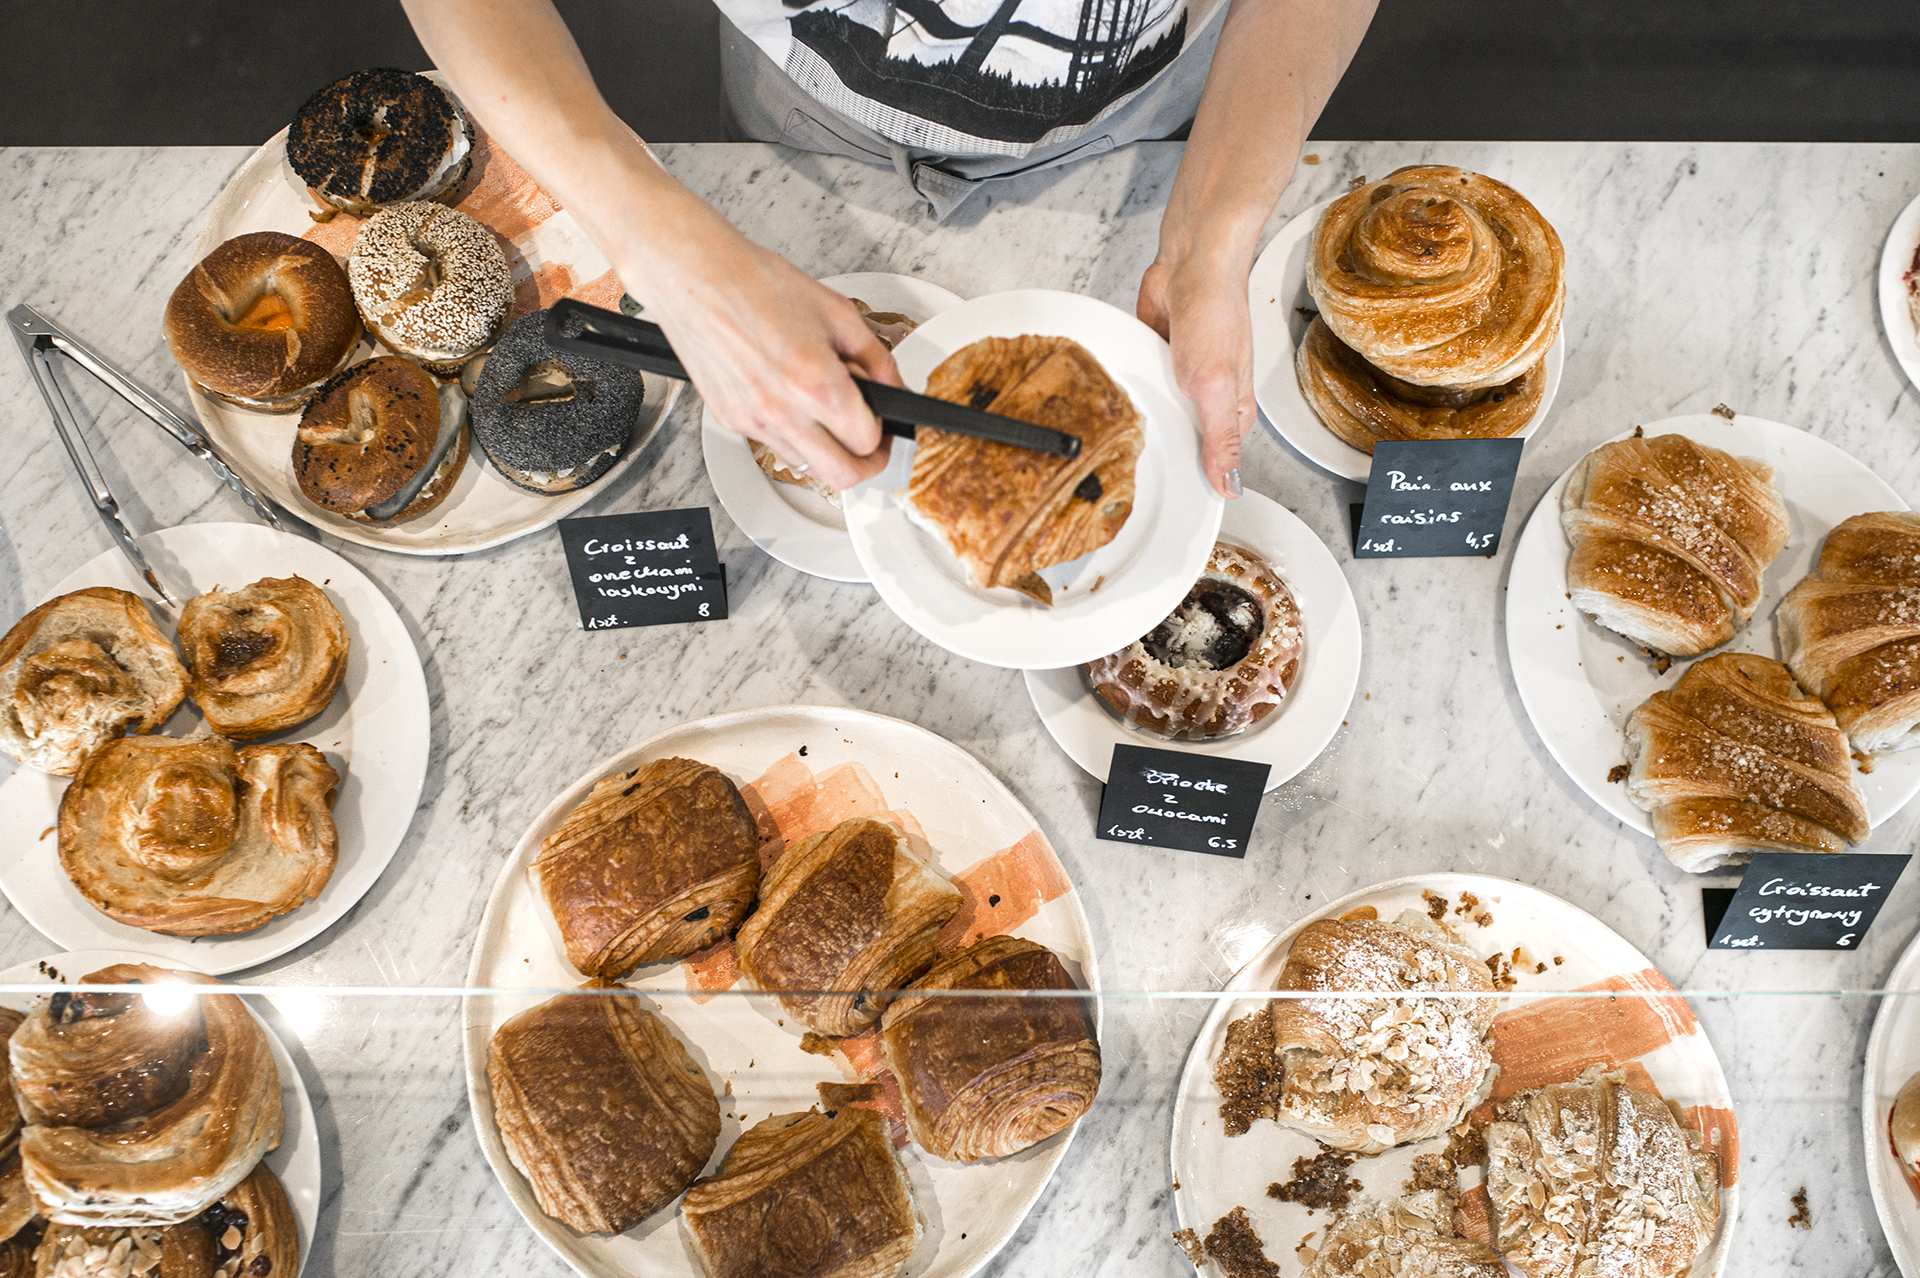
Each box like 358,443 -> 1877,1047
293,356 -> 470,524
1084,541 -> 1304,740
10,964 -> 283,1226
1623,652 -> 1868,871
531,757 -> 760,978
1485,1066 -> 1720,1278
1301,1190 -> 1505,1278
488,988 -> 720,1234
1561,432 -> 1789,656
879,935 -> 1100,1162
903,335 -> 1143,605
29,1162 -> 299,1278
178,576 -> 349,739
1779,511 -> 1920,756
60,736 -> 339,936
0,589 -> 189,777
680,1107 -> 919,1278
735,816 -> 962,1037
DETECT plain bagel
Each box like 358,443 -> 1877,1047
293,356 -> 469,523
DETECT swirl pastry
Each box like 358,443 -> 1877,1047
904,335 -> 1144,605
1562,433 -> 1789,656
1779,511 -> 1920,756
1623,653 -> 1868,871
735,816 -> 962,1038
489,988 -> 720,1234
1306,166 -> 1565,389
29,1163 -> 299,1278
178,577 -> 349,740
680,1107 -> 919,1278
11,964 -> 283,1226
60,737 -> 339,936
531,757 -> 760,978
879,935 -> 1100,1162
0,589 -> 189,777
1084,541 -> 1304,740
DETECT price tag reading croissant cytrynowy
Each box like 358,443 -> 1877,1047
1707,851 -> 1910,951
558,509 -> 729,631
1095,745 -> 1269,858
1352,438 -> 1525,559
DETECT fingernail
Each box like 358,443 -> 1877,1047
1224,467 -> 1243,498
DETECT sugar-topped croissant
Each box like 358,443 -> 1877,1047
178,576 -> 349,740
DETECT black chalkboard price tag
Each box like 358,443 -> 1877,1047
558,509 -> 729,631
1095,744 -> 1269,857
1353,438 -> 1525,558
1706,851 -> 1910,951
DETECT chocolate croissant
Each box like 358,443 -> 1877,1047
879,935 -> 1100,1162
0,589 -> 188,776
1624,652 -> 1868,871
10,964 -> 283,1226
59,737 -> 339,937
680,1107 -> 919,1278
531,757 -> 760,978
489,988 -> 720,1234
903,335 -> 1144,605
178,576 -> 349,739
735,817 -> 962,1038
28,1163 -> 299,1278
1779,511 -> 1920,756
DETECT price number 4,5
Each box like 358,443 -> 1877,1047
1464,530 -> 1498,551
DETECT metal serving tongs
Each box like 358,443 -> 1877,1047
9,303 -> 305,608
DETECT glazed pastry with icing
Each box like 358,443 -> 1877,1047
179,577 -> 349,740
348,202 -> 510,374
28,1162 -> 298,1278
1084,541 -> 1304,740
59,736 -> 339,936
470,309 -> 643,495
0,588 -> 189,777
286,67 -> 473,215
293,356 -> 469,523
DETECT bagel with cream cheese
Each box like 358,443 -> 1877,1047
470,309 -> 642,494
349,202 -> 511,375
293,356 -> 469,523
287,67 -> 474,215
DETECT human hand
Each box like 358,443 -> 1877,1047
1137,245 -> 1255,499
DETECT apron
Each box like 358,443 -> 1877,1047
718,1 -> 1227,221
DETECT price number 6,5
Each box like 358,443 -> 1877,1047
1464,530 -> 1498,551
1207,836 -> 1238,851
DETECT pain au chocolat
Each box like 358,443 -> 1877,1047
903,335 -> 1143,605
178,577 -> 349,740
531,757 -> 760,978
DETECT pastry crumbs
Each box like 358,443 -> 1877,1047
1172,1228 -> 1205,1266
1205,1206 -> 1282,1278
1267,1146 -> 1361,1213
1788,1186 -> 1811,1229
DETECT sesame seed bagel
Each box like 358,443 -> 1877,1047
293,356 -> 470,524
164,232 -> 362,413
470,308 -> 643,494
287,67 -> 474,215
349,202 -> 511,375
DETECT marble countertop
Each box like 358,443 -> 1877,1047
3,139 -> 1919,1276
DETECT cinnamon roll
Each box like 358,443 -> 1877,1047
0,589 -> 188,777
28,1163 -> 298,1278
179,577 -> 349,740
59,737 -> 339,937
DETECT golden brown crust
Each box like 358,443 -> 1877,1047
26,1163 -> 295,1278
164,232 -> 360,411
906,336 -> 1143,602
489,989 -> 719,1235
735,817 -> 962,1038
179,577 -> 349,740
879,935 -> 1099,1162
292,357 -> 461,520
0,1217 -> 37,1278
532,757 -> 760,978
680,1108 -> 919,1278
58,737 -> 339,937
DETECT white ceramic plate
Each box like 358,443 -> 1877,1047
1022,489 -> 1360,791
0,949 -> 322,1272
1506,414 -> 1917,839
187,72 -> 683,555
844,290 -> 1223,668
0,523 -> 430,973
1878,189 -> 1920,396
1865,927 -> 1920,1277
1249,195 -> 1566,482
702,273 -> 966,583
463,705 -> 1099,1278
1170,873 -> 1740,1278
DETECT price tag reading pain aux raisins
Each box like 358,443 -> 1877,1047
1095,745 -> 1270,858
1351,438 -> 1525,559
558,509 -> 729,631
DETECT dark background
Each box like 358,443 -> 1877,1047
4,0 -> 1918,146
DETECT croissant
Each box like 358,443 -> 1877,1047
11,964 -> 283,1226
1623,653 -> 1868,871
27,1163 -> 298,1278
878,935 -> 1100,1162
1562,433 -> 1789,655
1306,166 -> 1565,389
489,988 -> 720,1234
0,589 -> 189,777
59,737 -> 339,937
178,577 -> 348,740
1301,1191 -> 1505,1278
531,756 -> 760,978
0,1213 -> 33,1278
680,1107 -> 919,1278
903,335 -> 1144,605
735,816 -> 962,1037
1779,511 -> 1920,755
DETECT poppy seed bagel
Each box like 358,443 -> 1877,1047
293,356 -> 470,523
470,308 -> 643,495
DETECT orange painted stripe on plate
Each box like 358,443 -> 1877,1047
1454,1184 -> 1494,1247
681,937 -> 740,1005
453,124 -> 561,242
831,1028 -> 909,1145
1488,968 -> 1697,1101
935,830 -> 1071,953
298,202 -> 363,257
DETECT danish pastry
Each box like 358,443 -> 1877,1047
178,577 -> 349,740
28,1163 -> 298,1278
0,588 -> 189,777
